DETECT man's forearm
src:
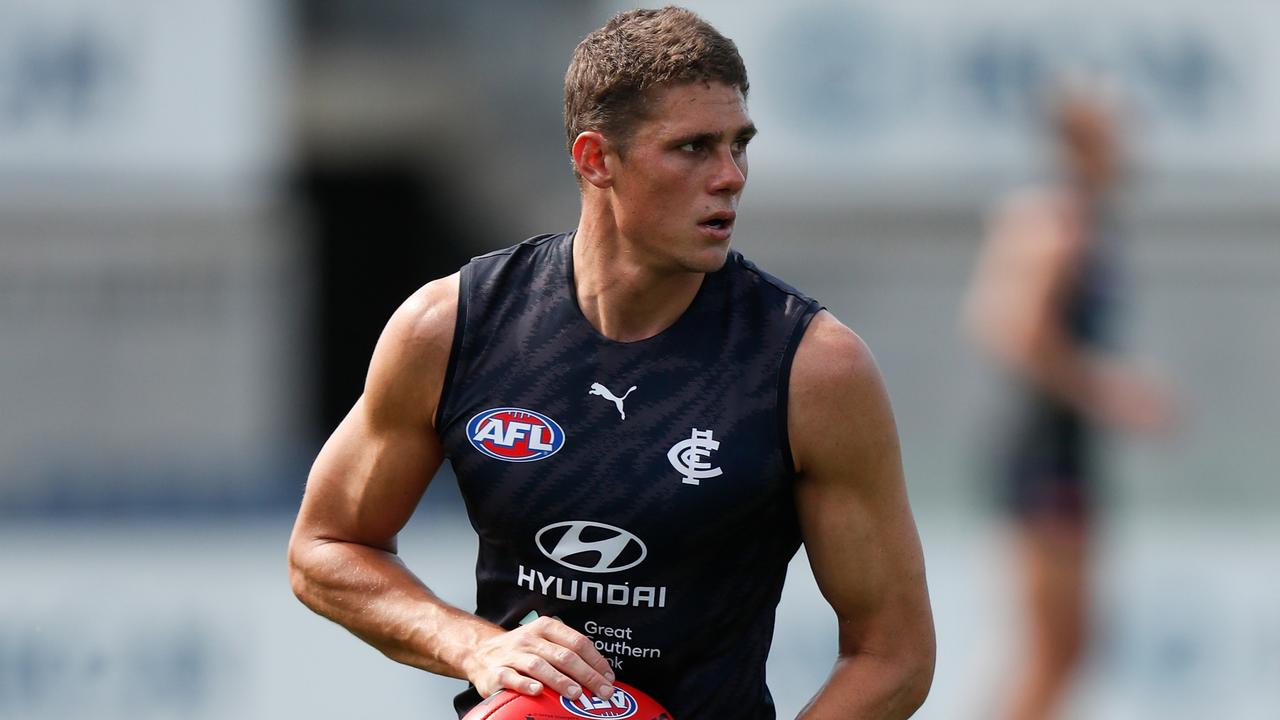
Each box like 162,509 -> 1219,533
289,538 -> 499,678
797,651 -> 933,720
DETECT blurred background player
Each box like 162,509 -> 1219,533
963,84 -> 1175,720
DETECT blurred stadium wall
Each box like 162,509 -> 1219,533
2,1 -> 1277,719
0,0 -> 298,512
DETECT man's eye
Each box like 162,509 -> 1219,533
679,142 -> 703,152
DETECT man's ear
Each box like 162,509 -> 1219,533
572,131 -> 614,189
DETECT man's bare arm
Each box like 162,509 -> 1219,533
287,274 -> 614,701
789,312 -> 936,719
963,192 -> 1171,432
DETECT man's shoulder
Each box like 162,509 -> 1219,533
362,272 -> 461,429
794,311 -> 874,379
397,273 -> 461,345
788,310 -> 893,477
995,185 -> 1071,217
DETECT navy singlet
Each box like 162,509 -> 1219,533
435,232 -> 822,718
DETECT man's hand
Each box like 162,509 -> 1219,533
465,616 -> 616,701
1093,360 -> 1177,436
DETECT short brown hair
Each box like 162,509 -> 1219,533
564,6 -> 749,157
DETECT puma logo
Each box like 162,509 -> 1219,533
589,382 -> 637,420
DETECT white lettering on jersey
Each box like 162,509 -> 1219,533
501,421 -> 532,446
472,418 -> 504,444
527,425 -> 554,451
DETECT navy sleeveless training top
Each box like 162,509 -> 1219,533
436,232 -> 822,718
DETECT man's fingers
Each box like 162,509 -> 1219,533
510,653 -> 580,698
531,619 -> 616,696
536,619 -> 616,679
471,618 -> 616,701
492,666 -> 542,697
530,638 -> 615,699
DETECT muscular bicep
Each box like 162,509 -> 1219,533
293,274 -> 459,553
301,397 -> 444,551
789,313 -> 933,657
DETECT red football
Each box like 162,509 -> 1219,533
461,681 -> 672,720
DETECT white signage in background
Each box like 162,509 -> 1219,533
619,1 -> 1280,188
0,0 -> 287,190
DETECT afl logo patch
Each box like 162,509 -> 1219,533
466,408 -> 565,462
561,687 -> 639,718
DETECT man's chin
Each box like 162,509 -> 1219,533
683,244 -> 732,274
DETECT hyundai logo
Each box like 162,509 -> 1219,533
535,521 -> 647,574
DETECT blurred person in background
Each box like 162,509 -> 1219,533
289,6 -> 934,719
963,85 -> 1175,719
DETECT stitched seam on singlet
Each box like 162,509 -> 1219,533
438,234 -> 562,432
735,253 -> 824,479
775,299 -> 822,479
737,254 -> 816,307
434,265 -> 470,434
469,232 -> 561,262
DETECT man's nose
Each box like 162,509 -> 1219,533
709,147 -> 746,194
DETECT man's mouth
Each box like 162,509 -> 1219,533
699,212 -> 735,231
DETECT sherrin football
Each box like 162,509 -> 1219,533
461,681 -> 672,719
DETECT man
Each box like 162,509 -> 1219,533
289,7 -> 935,718
964,87 -> 1173,720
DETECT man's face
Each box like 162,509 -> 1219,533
1059,99 -> 1120,191
607,81 -> 755,274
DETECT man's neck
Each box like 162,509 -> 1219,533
572,213 -> 706,343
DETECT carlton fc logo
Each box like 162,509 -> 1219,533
467,408 -> 565,462
561,687 -> 640,718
